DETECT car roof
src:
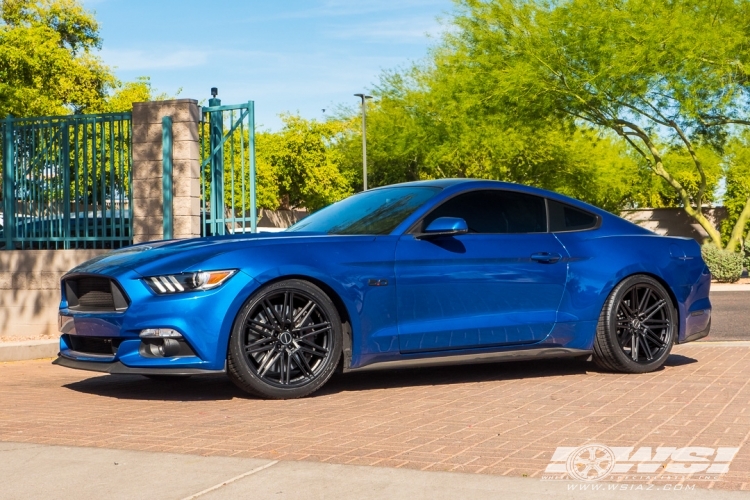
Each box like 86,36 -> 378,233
374,179 -> 577,201
377,178 -> 623,223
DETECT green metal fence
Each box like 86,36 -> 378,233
1,112 -> 133,250
200,99 -> 257,236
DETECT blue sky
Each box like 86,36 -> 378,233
82,0 -> 455,130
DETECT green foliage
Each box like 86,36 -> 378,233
104,76 -> 174,113
0,0 -> 114,116
701,244 -> 744,283
430,0 -> 750,250
261,115 -> 352,211
334,63 -> 659,213
0,1 -> 170,117
722,135 -> 750,247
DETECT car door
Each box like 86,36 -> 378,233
395,189 -> 568,353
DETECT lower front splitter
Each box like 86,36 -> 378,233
52,355 -> 225,375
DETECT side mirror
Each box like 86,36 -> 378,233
418,217 -> 468,239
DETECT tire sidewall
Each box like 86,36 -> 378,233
605,275 -> 676,373
228,279 -> 343,399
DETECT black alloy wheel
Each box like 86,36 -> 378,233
593,275 -> 676,373
227,279 -> 342,399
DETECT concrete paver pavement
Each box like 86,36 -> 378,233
1,343 -> 750,492
1,442 -> 748,500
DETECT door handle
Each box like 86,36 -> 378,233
531,252 -> 562,264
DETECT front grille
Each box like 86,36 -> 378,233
77,277 -> 113,308
64,275 -> 129,312
67,335 -> 122,355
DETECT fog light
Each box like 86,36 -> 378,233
139,328 -> 183,338
143,338 -> 181,357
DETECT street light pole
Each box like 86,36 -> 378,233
354,93 -> 372,191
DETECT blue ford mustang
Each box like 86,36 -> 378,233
55,179 -> 711,399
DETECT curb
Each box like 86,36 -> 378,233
711,284 -> 750,291
0,339 -> 58,362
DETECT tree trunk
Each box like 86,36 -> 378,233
726,195 -> 750,253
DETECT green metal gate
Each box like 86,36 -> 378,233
200,98 -> 257,236
1,113 -> 133,250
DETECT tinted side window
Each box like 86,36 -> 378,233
422,190 -> 547,234
548,199 -> 598,232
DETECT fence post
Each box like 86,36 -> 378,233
61,123 -> 71,249
162,116 -> 173,240
248,101 -> 257,234
3,116 -> 13,249
131,100 -> 200,244
208,95 -> 224,235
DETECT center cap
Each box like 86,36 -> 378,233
279,331 -> 293,345
631,319 -> 641,329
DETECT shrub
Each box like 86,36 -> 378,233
701,245 -> 743,283
744,237 -> 750,272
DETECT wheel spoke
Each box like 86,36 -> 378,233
284,350 -> 293,384
616,319 -> 631,329
642,318 -> 669,328
617,331 -> 631,348
294,301 -> 317,328
277,350 -> 292,385
641,299 -> 666,321
292,352 -> 314,378
640,332 -> 654,360
263,299 -> 285,329
296,323 -> 332,339
631,333 -> 639,361
287,291 -> 295,324
643,326 -> 667,347
638,287 -> 652,313
619,300 -> 636,319
246,320 -> 276,337
294,302 -> 317,331
627,287 -> 640,314
258,350 -> 282,378
245,338 -> 275,354
298,343 -> 328,358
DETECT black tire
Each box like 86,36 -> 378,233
227,279 -> 342,399
593,275 -> 676,373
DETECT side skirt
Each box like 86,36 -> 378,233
346,347 -> 591,373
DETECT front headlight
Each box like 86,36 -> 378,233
144,270 -> 237,294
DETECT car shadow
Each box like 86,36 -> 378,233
319,352 -> 697,396
61,353 -> 698,401
662,353 -> 698,367
62,373 -> 244,402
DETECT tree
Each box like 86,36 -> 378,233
0,0 -> 116,117
257,115 -> 353,212
334,43 -> 659,213
444,0 -> 750,250
103,76 -> 174,113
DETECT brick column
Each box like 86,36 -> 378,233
131,99 -> 201,244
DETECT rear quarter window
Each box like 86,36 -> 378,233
548,199 -> 598,232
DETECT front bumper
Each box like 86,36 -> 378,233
56,269 -> 259,373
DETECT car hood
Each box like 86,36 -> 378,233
67,232 -> 322,277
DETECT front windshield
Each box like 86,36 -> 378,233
287,186 -> 441,235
